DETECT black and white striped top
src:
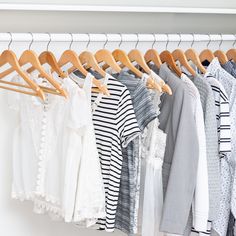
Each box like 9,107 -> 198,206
90,74 -> 140,232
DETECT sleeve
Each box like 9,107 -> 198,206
192,100 -> 209,231
160,86 -> 199,234
133,83 -> 157,131
67,88 -> 89,132
117,88 -> 141,148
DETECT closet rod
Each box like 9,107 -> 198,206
0,4 -> 236,14
0,33 -> 235,44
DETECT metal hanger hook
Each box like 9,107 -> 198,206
165,34 -> 169,50
233,34 -> 236,48
7,32 -> 13,50
118,33 -> 123,48
28,32 -> 34,50
135,33 -> 139,49
86,33 -> 91,49
103,33 -> 108,49
207,34 -> 212,49
178,34 -> 182,47
69,33 -> 74,50
152,34 -> 157,49
46,32 -> 51,51
219,34 -> 223,50
191,33 -> 195,48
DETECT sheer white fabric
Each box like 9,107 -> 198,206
9,72 -> 105,225
139,71 -> 167,236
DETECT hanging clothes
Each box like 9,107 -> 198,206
151,63 -> 199,235
140,70 -> 167,236
180,73 -> 209,232
111,70 -> 157,235
9,72 -> 105,223
71,71 -> 141,232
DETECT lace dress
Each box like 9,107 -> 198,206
139,74 -> 167,236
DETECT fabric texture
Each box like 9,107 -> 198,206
204,73 -> 231,236
111,70 -> 157,235
190,73 -> 220,223
154,63 -> 199,234
140,70 -> 167,236
205,59 -> 236,236
180,73 -> 209,232
72,71 -> 140,232
10,72 -> 105,224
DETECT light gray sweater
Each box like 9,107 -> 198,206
158,64 -> 199,234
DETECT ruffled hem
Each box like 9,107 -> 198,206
12,191 -> 60,205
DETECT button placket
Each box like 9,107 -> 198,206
36,96 -> 50,194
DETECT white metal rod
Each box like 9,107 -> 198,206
0,4 -> 236,14
0,33 -> 235,43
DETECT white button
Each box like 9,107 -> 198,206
41,137 -> 46,142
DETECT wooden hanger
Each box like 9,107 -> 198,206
0,49 -> 68,98
199,35 -> 215,63
112,49 -> 143,77
60,49 -> 110,96
27,51 -> 67,78
143,36 -> 172,95
213,35 -> 228,64
27,33 -> 67,78
145,49 -> 162,69
95,49 -> 122,73
214,50 -> 228,64
172,49 -> 196,76
226,36 -> 236,62
185,48 -> 207,74
0,50 -> 45,99
172,35 -> 195,76
227,49 -> 236,62
159,34 -> 182,77
160,50 -> 182,77
129,48 -> 162,92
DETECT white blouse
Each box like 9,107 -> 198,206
9,72 -> 105,224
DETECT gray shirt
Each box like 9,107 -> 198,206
191,74 -> 220,221
112,70 -> 157,235
157,64 -> 199,234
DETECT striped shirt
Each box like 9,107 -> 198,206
90,74 -> 140,232
112,70 -> 157,235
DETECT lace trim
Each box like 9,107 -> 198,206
33,198 -> 64,220
12,191 -> 60,205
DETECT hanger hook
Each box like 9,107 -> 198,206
219,34 -> 223,50
7,32 -> 13,50
46,32 -> 51,51
191,33 -> 195,48
135,33 -> 139,49
28,32 -> 34,50
207,34 -> 211,49
165,34 -> 169,50
119,33 -> 123,48
86,33 -> 91,50
152,34 -> 157,49
69,33 -> 74,50
103,33 -> 108,49
233,34 -> 236,48
178,34 -> 182,47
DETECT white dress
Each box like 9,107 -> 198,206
139,71 -> 167,236
9,72 -> 105,224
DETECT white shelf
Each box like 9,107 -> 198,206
0,3 -> 236,14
